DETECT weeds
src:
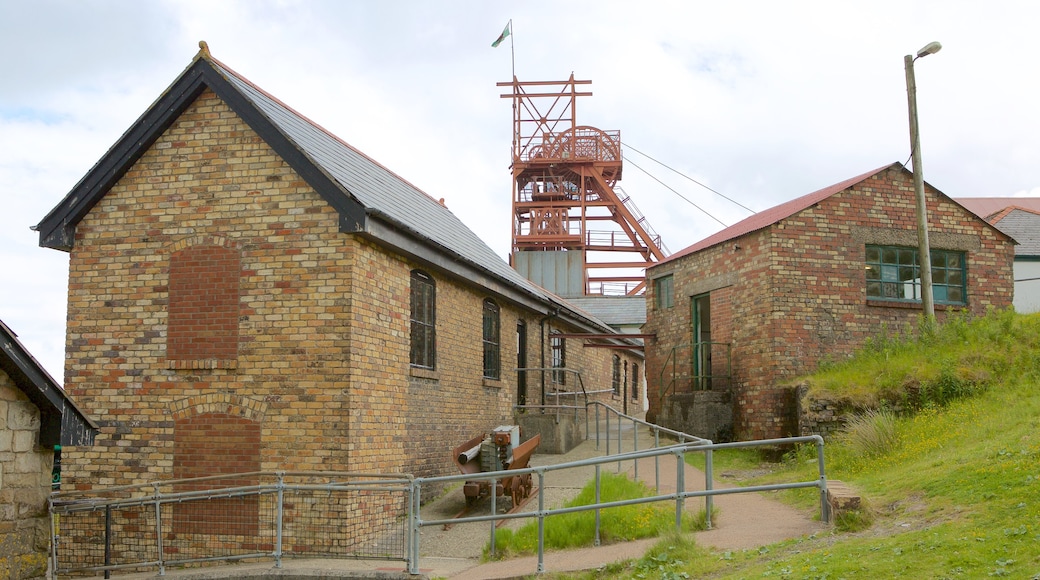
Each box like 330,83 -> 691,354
485,472 -> 707,560
841,408 -> 898,459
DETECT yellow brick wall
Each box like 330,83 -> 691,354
59,88 -> 643,492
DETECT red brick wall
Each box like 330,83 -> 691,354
173,412 -> 260,535
645,166 -> 1014,440
167,244 -> 240,363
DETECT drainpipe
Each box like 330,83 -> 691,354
538,308 -> 558,408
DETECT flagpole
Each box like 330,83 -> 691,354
509,19 -> 515,80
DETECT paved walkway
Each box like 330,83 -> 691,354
112,419 -> 825,579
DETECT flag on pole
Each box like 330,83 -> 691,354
491,21 -> 511,47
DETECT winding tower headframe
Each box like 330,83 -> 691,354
497,75 -> 667,296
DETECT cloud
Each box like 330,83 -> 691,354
2,0 -> 1038,379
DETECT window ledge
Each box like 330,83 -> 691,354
409,366 -> 440,381
866,299 -> 964,311
167,359 -> 237,370
482,378 -> 503,389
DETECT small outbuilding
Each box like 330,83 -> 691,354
644,163 -> 1015,441
0,319 -> 96,579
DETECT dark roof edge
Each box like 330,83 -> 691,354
0,320 -> 98,448
362,214 -> 618,335
35,55 -> 367,251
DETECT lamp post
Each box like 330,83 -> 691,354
905,41 -> 941,322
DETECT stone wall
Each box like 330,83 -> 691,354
0,373 -> 52,580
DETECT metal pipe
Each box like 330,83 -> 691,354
705,448 -> 714,529
275,473 -> 284,568
104,505 -> 111,579
537,471 -> 546,574
153,485 -> 165,577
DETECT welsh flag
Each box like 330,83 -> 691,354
491,22 -> 511,47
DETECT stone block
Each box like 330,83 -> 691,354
826,479 -> 862,514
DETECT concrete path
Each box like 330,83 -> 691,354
430,420 -> 826,579
110,419 -> 825,579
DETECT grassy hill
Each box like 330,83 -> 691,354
567,310 -> 1040,579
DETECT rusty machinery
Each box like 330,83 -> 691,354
451,426 -> 541,515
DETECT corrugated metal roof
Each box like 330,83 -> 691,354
956,197 -> 1040,221
656,163 -> 901,267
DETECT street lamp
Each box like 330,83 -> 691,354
905,41 -> 941,322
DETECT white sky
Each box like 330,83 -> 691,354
2,0 -> 1038,381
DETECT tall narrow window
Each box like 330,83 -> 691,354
550,331 -> 566,385
482,299 -> 501,379
631,363 -> 640,401
654,275 -> 674,309
410,270 -> 436,369
612,355 -> 621,395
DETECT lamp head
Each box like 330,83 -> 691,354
917,41 -> 942,58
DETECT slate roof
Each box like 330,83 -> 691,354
34,47 -> 617,335
986,207 -> 1040,257
0,319 -> 97,447
566,297 -> 646,328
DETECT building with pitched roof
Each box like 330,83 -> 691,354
33,45 -> 640,497
644,163 -> 1014,440
0,319 -> 96,579
957,199 -> 1040,313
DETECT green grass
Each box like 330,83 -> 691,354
551,309 -> 1040,578
485,472 -> 707,560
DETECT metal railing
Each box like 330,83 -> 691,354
50,472 -> 412,577
658,341 -> 733,405
409,409 -> 832,577
51,404 -> 829,578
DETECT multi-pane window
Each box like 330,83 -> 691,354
612,355 -> 621,395
482,299 -> 501,379
410,270 -> 436,369
550,332 -> 566,385
865,245 -> 966,305
654,275 -> 674,309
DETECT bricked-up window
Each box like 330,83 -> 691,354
865,245 -> 966,305
631,363 -> 640,400
612,355 -> 621,395
550,331 -> 566,385
173,413 -> 260,535
654,275 -> 674,309
410,270 -> 436,369
482,299 -> 501,379
168,244 -> 240,364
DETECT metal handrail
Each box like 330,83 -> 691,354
52,410 -> 829,579
407,424 -> 829,575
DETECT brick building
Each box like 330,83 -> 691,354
0,319 -> 95,579
644,163 -> 1014,440
33,47 -> 639,494
957,198 -> 1040,313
